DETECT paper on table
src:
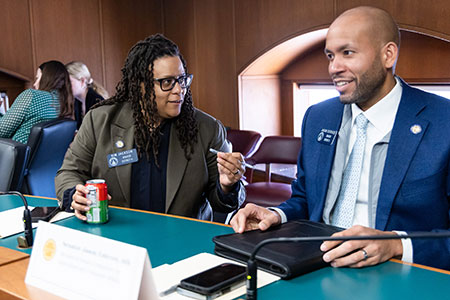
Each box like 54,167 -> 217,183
153,252 -> 280,300
0,206 -> 73,238
0,207 -> 37,238
49,211 -> 74,223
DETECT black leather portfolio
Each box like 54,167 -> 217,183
213,220 -> 342,279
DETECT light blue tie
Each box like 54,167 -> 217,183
332,113 -> 369,228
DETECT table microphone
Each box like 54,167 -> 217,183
0,191 -> 33,247
246,231 -> 450,300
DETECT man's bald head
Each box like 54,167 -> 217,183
331,6 -> 400,48
325,6 -> 400,110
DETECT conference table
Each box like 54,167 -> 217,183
0,195 -> 449,299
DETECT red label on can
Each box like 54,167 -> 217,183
85,179 -> 109,224
85,179 -> 108,201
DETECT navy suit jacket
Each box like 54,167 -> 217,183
278,80 -> 450,270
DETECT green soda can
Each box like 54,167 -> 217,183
85,179 -> 108,224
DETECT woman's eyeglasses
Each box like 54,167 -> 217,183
153,74 -> 193,91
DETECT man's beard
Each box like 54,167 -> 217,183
339,59 -> 387,105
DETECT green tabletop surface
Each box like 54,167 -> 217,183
1,194 -> 448,300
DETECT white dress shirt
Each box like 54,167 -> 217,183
273,77 -> 413,262
349,79 -> 402,227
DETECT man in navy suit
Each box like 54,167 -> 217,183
231,6 -> 450,270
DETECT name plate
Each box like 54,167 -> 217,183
317,129 -> 337,145
25,221 -> 159,300
107,148 -> 138,168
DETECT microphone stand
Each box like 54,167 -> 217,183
0,191 -> 33,247
246,231 -> 450,299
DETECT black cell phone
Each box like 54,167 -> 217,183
31,206 -> 60,222
177,263 -> 246,299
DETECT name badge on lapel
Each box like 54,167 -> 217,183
107,148 -> 138,168
317,129 -> 337,145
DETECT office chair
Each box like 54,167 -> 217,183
226,128 -> 262,185
226,129 -> 262,158
0,138 -> 30,192
22,118 -> 77,198
243,135 -> 301,207
213,129 -> 262,223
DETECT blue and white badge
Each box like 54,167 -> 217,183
107,148 -> 138,168
317,129 -> 337,145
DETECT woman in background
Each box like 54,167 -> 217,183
65,61 -> 109,128
0,60 -> 73,144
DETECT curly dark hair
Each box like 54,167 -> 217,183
94,34 -> 198,162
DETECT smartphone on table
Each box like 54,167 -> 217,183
177,262 -> 247,300
30,206 -> 60,222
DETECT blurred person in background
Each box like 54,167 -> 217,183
66,61 -> 109,129
0,60 -> 73,143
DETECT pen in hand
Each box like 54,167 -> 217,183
209,148 -> 254,169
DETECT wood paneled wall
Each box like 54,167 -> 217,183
282,31 -> 450,83
0,0 -> 449,130
30,0 -> 104,84
163,0 -> 450,130
278,30 -> 450,135
102,0 -> 162,94
234,0 -> 334,73
0,72 -> 27,105
162,0 -> 238,126
0,1 -> 34,80
0,0 -> 161,100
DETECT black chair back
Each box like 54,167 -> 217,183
0,138 -> 30,192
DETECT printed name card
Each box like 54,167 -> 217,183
25,221 -> 159,300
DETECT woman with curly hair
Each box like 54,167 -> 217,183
55,34 -> 245,220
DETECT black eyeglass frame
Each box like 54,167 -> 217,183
153,73 -> 194,91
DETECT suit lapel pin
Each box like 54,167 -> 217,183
115,140 -> 125,148
410,124 -> 422,135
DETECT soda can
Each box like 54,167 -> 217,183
85,179 -> 108,224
